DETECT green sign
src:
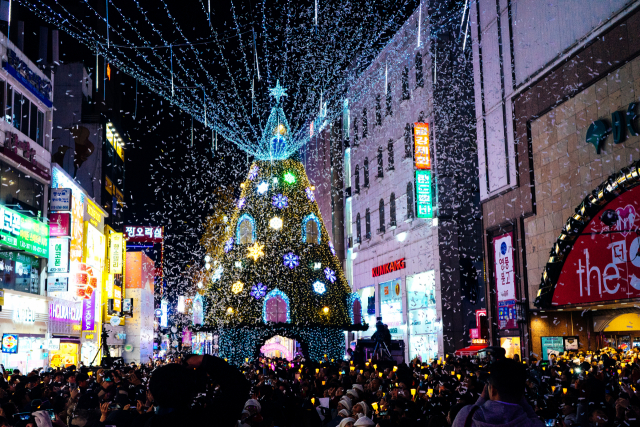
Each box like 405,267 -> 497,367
0,205 -> 48,257
415,170 -> 433,219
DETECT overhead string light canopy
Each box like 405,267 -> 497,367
21,0 -> 467,156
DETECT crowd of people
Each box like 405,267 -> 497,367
1,347 -> 639,427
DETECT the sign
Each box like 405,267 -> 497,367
1,133 -> 51,180
125,226 -> 163,243
4,49 -> 52,106
414,122 -> 431,169
415,170 -> 433,219
44,338 -> 60,351
0,289 -> 4,306
541,336 -> 564,360
122,298 -> 133,317
83,223 -> 105,269
82,292 -> 95,331
50,189 -> 71,211
49,299 -> 82,322
160,299 -> 168,328
48,238 -> 70,273
47,277 -> 68,292
109,233 -> 123,274
49,213 -> 71,237
12,305 -> 35,324
0,205 -> 49,257
84,199 -> 105,230
2,333 -> 18,354
493,232 -> 516,330
585,101 -> 639,153
564,336 -> 579,351
83,333 -> 95,340
112,286 -> 122,311
372,258 -> 406,277
551,184 -> 640,305
380,278 -> 403,329
110,315 -> 121,327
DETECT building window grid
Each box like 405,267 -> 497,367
3,81 -> 45,147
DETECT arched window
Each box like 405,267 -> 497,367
407,182 -> 414,219
236,214 -> 255,244
404,123 -> 412,158
263,288 -> 290,323
356,213 -> 361,243
415,52 -> 424,88
387,140 -> 394,171
377,147 -> 384,178
365,208 -> 371,239
355,165 -> 360,194
386,83 -> 392,116
378,199 -> 385,233
375,95 -> 382,126
363,158 -> 370,188
402,67 -> 410,100
390,193 -> 396,227
302,213 -> 321,244
362,109 -> 368,138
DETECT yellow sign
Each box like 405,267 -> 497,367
109,233 -> 123,274
0,289 -> 4,306
84,333 -> 94,340
84,200 -> 104,229
113,286 -> 122,311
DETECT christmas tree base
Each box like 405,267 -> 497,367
218,326 -> 345,365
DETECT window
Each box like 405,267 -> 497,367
352,298 -> 362,324
3,85 -> 45,146
0,159 -> 44,213
387,140 -> 394,171
356,213 -> 361,243
375,95 -> 382,126
5,84 -> 12,124
378,199 -> 385,233
353,117 -> 359,146
407,182 -> 414,219
415,52 -> 424,88
264,289 -> 290,323
402,67 -> 410,100
303,213 -> 321,244
390,193 -> 397,226
237,214 -> 255,244
365,208 -> 371,239
362,109 -> 368,138
355,165 -> 360,194
364,158 -> 370,188
377,147 -> 384,178
386,83 -> 392,116
404,124 -> 412,158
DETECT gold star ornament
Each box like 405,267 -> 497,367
247,242 -> 265,261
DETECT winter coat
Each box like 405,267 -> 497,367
452,396 -> 545,427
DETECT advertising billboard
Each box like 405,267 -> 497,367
493,232 -> 517,330
415,170 -> 433,219
48,238 -> 70,273
0,205 -> 49,257
413,122 -> 431,169
49,213 -> 71,237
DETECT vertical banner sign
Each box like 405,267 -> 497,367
82,292 -> 95,331
48,238 -> 70,273
415,170 -> 433,218
109,233 -> 123,274
493,232 -> 517,329
49,213 -> 71,237
413,122 -> 431,169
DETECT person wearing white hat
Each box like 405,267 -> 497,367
338,409 -> 350,418
346,389 -> 359,400
352,384 -> 364,395
353,416 -> 375,426
338,397 -> 352,412
353,401 -> 370,419
339,417 -> 356,427
243,398 -> 261,415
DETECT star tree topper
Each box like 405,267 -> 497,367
269,80 -> 287,104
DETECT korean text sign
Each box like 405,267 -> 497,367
414,123 -> 431,169
415,170 -> 433,219
125,226 -> 163,243
0,205 -> 48,257
493,232 -> 516,330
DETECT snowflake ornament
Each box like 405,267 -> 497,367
283,252 -> 300,269
305,187 -> 315,201
257,181 -> 269,194
328,241 -> 336,256
224,238 -> 234,253
248,165 -> 259,180
313,281 -> 326,294
324,267 -> 336,283
211,265 -> 224,282
237,197 -> 246,209
251,283 -> 267,300
272,194 -> 289,209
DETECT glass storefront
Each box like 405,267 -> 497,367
0,253 -> 40,294
357,286 -> 376,339
407,271 -> 438,362
0,159 -> 44,213
379,279 -> 403,340
50,342 -> 79,368
2,335 -> 46,372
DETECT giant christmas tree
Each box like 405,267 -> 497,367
204,82 -> 364,364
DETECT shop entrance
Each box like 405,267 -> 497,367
600,312 -> 640,350
260,335 -> 296,360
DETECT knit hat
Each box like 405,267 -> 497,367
338,397 -> 352,411
338,409 -> 350,418
244,399 -> 261,413
346,389 -> 359,400
352,384 -> 364,394
339,418 -> 356,427
353,416 -> 375,426
354,401 -> 370,418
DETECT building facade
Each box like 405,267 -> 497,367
305,1 -> 484,360
470,0 -> 640,358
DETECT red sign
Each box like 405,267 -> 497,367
493,232 -> 517,329
414,123 -> 431,170
49,213 -> 71,237
372,258 -> 406,277
125,226 -> 163,243
552,184 -> 640,306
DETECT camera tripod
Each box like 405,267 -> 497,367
372,340 -> 393,361
90,329 -> 111,366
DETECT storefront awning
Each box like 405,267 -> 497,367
454,344 -> 487,356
